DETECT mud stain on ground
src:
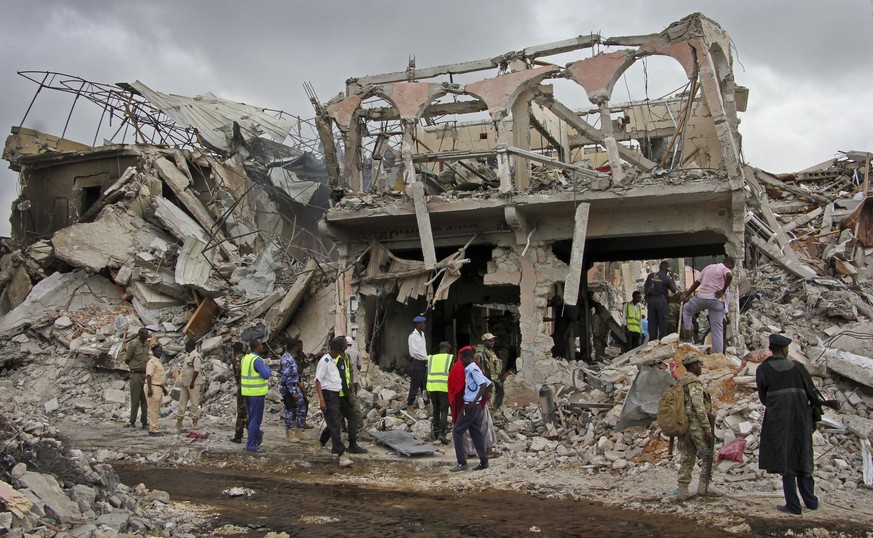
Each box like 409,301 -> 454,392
116,464 -> 734,537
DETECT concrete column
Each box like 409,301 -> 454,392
596,99 -> 626,186
401,119 -> 417,186
492,109 -> 513,194
343,120 -> 363,192
512,89 -> 533,191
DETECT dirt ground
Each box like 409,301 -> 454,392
58,418 -> 873,537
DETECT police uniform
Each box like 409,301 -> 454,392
676,353 -> 713,495
279,351 -> 308,430
176,349 -> 203,429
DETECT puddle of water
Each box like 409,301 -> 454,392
116,464 -> 731,537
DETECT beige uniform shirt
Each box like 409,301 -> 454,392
146,357 -> 167,387
179,350 -> 203,386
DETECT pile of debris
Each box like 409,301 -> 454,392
0,413 -> 205,536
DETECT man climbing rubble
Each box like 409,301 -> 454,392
673,352 -> 714,501
681,257 -> 734,354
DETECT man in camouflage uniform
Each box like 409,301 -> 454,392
476,333 -> 504,409
230,341 -> 248,444
675,352 -> 714,500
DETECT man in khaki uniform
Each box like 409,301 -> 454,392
145,344 -> 169,436
175,340 -> 203,431
675,352 -> 714,500
124,328 -> 150,430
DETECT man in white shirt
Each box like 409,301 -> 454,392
406,315 -> 429,408
316,337 -> 353,467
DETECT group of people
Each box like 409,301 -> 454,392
673,333 -> 821,514
407,315 -> 499,471
620,256 -> 735,355
124,328 -> 201,437
125,267 -> 824,509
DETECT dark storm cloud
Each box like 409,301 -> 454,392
0,0 -> 871,235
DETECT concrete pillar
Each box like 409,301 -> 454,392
596,99 -> 626,186
512,89 -> 533,191
492,109 -> 513,194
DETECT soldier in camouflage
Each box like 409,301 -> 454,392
675,352 -> 714,500
475,333 -> 504,409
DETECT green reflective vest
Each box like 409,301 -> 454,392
426,353 -> 453,393
625,301 -> 642,333
240,352 -> 269,396
335,354 -> 352,397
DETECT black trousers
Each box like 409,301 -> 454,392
647,296 -> 669,341
623,328 -> 642,352
319,390 -> 344,456
406,360 -> 428,405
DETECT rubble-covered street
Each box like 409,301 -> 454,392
1,11 -> 872,538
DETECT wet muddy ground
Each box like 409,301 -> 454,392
115,464 -> 732,537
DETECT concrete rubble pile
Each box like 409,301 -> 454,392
0,413 -> 206,537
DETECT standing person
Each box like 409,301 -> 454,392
756,334 -> 820,515
476,333 -> 504,409
175,340 -> 203,431
681,257 -> 735,354
673,352 -> 714,500
449,347 -> 492,472
124,328 -> 150,430
426,341 -> 454,444
230,342 -> 247,444
145,344 -> 168,437
316,337 -> 353,467
622,291 -> 644,353
279,338 -> 308,441
346,335 -> 363,392
406,315 -> 429,408
644,261 -> 678,341
545,295 -> 576,359
319,337 -> 368,454
241,339 -> 271,453
448,347 -> 497,457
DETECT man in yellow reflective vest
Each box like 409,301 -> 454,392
240,339 -> 271,453
426,341 -> 453,444
623,291 -> 644,353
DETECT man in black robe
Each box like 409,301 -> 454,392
756,333 -> 819,515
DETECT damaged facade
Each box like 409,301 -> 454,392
316,13 -> 747,401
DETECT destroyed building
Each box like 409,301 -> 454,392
314,13 -> 748,401
1,12 -> 873,535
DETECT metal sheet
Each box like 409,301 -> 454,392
369,430 -> 438,456
130,81 -> 292,152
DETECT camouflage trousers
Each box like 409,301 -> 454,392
678,423 -> 710,486
234,392 -> 248,440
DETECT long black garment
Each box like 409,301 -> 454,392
756,354 -> 815,475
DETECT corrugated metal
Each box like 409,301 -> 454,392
130,80 -> 292,151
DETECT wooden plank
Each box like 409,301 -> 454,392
563,203 -> 590,306
183,298 -> 219,342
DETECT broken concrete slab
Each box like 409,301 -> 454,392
0,271 -> 91,338
17,471 -> 85,525
369,429 -> 438,456
825,349 -> 873,388
174,236 -> 215,291
52,206 -> 173,272
264,258 -> 318,335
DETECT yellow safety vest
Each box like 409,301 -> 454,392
240,353 -> 268,396
625,302 -> 642,333
335,354 -> 352,397
426,353 -> 453,393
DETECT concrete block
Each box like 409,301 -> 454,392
17,471 -> 84,525
43,398 -> 59,414
103,388 -> 127,405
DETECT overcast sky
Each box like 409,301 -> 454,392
1,1 -> 872,237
